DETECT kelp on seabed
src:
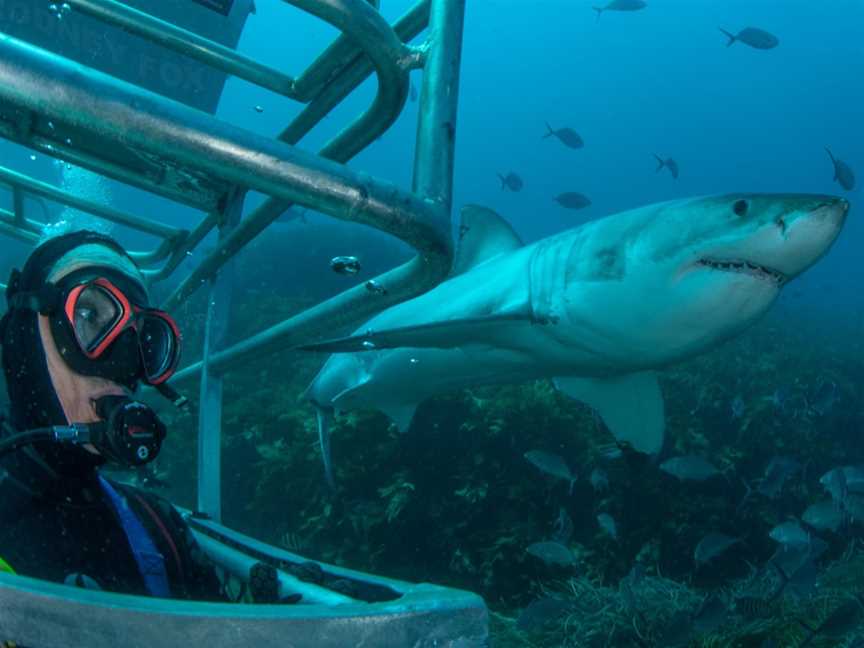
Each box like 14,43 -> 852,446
153,291 -> 863,647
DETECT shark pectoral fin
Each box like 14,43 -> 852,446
315,406 -> 336,489
553,372 -> 665,455
295,313 -> 532,354
451,205 -> 524,277
380,402 -> 418,433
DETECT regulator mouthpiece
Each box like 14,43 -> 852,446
90,395 -> 167,467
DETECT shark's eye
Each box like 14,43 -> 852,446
732,199 -> 749,217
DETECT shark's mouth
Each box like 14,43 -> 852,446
696,258 -> 786,285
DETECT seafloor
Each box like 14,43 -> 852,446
153,275 -> 863,647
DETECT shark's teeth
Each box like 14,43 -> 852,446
697,258 -> 785,284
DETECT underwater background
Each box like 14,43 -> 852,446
0,0 -> 862,646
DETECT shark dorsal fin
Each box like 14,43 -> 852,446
451,205 -> 523,277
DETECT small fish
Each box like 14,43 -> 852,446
551,507 -> 574,543
365,279 -> 388,295
820,467 -> 849,507
653,154 -> 679,179
592,0 -> 647,21
524,450 -> 577,492
543,122 -> 584,149
409,82 -> 418,103
803,500 -> 844,533
757,456 -> 801,499
497,172 -> 523,192
769,520 -> 810,548
694,532 -> 740,566
771,537 -> 828,580
589,467 -> 609,493
554,192 -> 592,210
660,455 -> 721,482
730,395 -> 745,419
597,513 -> 618,540
825,147 -> 856,191
526,541 -> 577,567
330,255 -> 361,275
516,597 -> 572,631
719,27 -> 779,50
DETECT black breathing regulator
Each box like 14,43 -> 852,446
0,396 -> 167,467
88,395 -> 167,466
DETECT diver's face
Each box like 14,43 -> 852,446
38,315 -> 130,453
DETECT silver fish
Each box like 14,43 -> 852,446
497,172 -> 523,192
554,192 -> 592,210
757,456 -> 800,498
589,467 -> 610,492
526,541 -> 577,567
769,520 -> 810,547
694,532 -> 740,566
593,0 -> 647,21
597,513 -> 618,540
826,147 -> 856,191
543,122 -> 583,149
524,450 -> 576,492
719,27 -> 779,50
653,154 -> 679,179
820,467 -> 848,506
803,500 -> 844,533
660,456 -> 721,482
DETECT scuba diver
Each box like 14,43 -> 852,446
0,229 -> 227,600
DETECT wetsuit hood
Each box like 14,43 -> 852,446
0,230 -> 145,486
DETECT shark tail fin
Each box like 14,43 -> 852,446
653,154 -> 665,172
592,7 -> 603,22
719,28 -> 736,46
543,121 -> 555,139
497,173 -> 506,189
315,406 -> 336,489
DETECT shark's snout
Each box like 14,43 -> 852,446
811,196 -> 849,226
777,195 -> 848,278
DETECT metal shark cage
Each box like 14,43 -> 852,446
0,1 -> 485,646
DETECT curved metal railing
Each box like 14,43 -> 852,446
0,0 -> 466,521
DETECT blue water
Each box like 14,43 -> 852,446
233,0 -> 863,316
0,1 -> 861,642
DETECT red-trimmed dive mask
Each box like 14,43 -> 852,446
7,267 -> 185,391
60,276 -> 181,386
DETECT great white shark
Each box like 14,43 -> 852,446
303,194 -> 849,485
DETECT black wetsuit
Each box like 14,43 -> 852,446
0,419 -> 225,601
